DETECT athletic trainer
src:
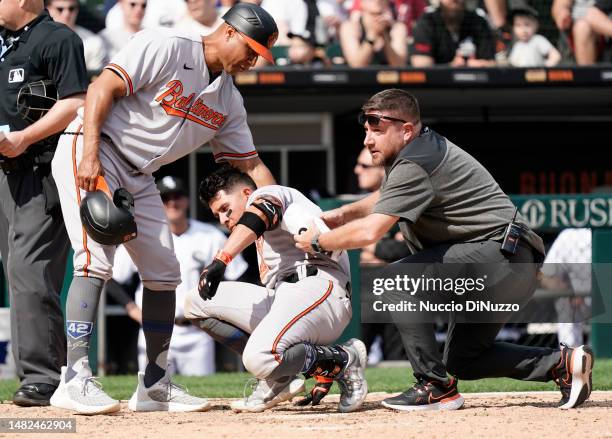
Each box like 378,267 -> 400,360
295,88 -> 594,411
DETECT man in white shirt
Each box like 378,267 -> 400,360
105,0 -> 187,30
46,0 -> 107,70
99,0 -> 146,60
173,0 -> 224,36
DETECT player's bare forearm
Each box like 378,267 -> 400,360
222,224 -> 258,258
229,156 -> 276,187
82,70 -> 128,156
318,213 -> 398,251
20,94 -> 85,147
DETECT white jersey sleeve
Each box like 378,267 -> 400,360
104,29 -> 175,97
209,88 -> 257,162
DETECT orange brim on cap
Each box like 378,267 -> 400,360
240,32 -> 275,64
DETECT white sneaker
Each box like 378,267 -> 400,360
127,372 -> 210,412
50,362 -> 120,415
230,376 -> 305,413
336,338 -> 368,413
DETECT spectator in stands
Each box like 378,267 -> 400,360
339,0 -> 408,67
100,0 -> 147,59
410,0 -> 496,67
174,0 -> 223,35
286,32 -> 330,66
105,0 -> 186,30
552,0 -> 598,65
349,0 -> 428,36
586,0 -> 612,61
46,0 -> 107,71
261,0 -> 345,46
508,5 -> 561,66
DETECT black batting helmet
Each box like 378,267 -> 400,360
80,188 -> 138,246
222,3 -> 278,63
16,79 -> 58,123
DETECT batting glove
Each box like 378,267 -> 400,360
198,258 -> 227,300
294,375 -> 333,407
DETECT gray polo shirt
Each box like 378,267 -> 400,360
373,127 -> 545,255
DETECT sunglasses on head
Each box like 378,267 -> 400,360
358,112 -> 408,126
129,1 -> 147,9
54,5 -> 78,13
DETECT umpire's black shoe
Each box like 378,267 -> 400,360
552,344 -> 594,409
13,383 -> 57,407
381,377 -> 464,412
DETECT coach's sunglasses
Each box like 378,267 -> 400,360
358,112 -> 408,127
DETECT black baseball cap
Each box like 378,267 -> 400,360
510,3 -> 539,19
222,3 -> 279,64
157,176 -> 188,198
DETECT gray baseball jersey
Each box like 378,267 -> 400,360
246,185 -> 351,289
102,27 -> 257,173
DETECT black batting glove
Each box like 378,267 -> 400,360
294,375 -> 333,407
198,258 -> 227,300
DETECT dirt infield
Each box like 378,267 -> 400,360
1,391 -> 611,439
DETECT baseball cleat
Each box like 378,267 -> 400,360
230,376 -> 305,413
127,371 -> 210,412
50,361 -> 120,415
336,338 -> 368,413
381,377 -> 464,412
553,344 -> 594,409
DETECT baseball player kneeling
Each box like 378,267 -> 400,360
184,166 -> 368,413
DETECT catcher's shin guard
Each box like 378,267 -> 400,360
304,345 -> 348,379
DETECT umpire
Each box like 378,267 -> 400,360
0,0 -> 88,406
295,88 -> 594,411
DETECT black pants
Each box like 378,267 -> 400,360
0,164 -> 68,386
392,240 -> 560,384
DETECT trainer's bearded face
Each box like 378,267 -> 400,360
209,187 -> 251,232
362,113 -> 411,167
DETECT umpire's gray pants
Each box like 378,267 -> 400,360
392,240 -> 560,384
0,163 -> 68,386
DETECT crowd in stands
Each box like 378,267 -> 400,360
46,0 -> 612,71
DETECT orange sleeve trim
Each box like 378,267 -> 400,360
213,150 -> 258,160
271,281 -> 334,364
105,63 -> 134,95
71,125 -> 91,277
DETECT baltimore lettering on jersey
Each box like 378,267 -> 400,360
155,80 -> 227,130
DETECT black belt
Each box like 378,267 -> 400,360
282,265 -> 319,283
174,317 -> 192,327
62,130 -> 141,173
282,266 -> 352,297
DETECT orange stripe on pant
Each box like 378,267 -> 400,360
271,280 -> 334,363
71,125 -> 91,276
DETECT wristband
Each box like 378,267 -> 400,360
311,233 -> 324,253
215,250 -> 233,265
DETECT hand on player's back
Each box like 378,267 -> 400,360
77,154 -> 105,192
320,208 -> 345,229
